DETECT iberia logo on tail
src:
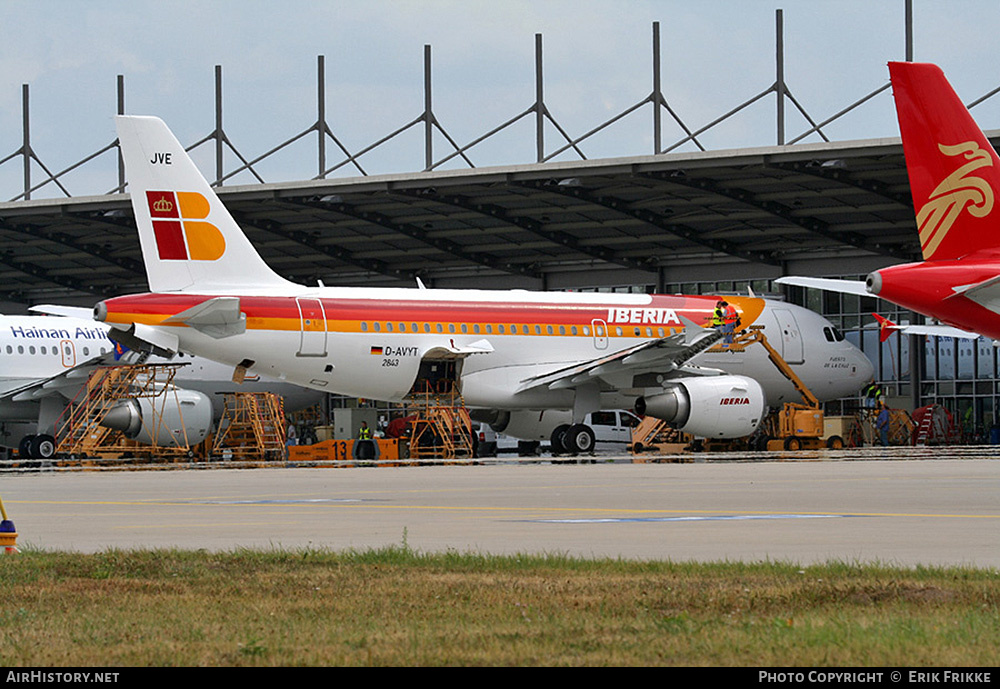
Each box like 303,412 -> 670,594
146,190 -> 226,261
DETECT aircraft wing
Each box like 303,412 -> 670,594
516,319 -> 723,393
0,348 -> 148,403
773,276 -> 870,296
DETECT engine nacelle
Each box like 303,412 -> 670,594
100,388 -> 214,447
635,375 -> 766,438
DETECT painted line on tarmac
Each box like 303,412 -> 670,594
186,498 -> 366,505
528,514 -> 851,524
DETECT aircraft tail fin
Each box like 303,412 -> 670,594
871,313 -> 897,343
115,116 -> 294,293
889,61 -> 1000,262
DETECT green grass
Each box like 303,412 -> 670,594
1,547 -> 998,666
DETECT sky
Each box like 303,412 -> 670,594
1,0 -> 999,199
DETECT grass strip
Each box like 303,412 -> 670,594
1,545 -> 998,666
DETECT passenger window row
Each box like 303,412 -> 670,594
357,322 -> 673,337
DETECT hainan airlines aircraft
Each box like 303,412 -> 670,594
777,62 -> 1000,342
0,313 -> 320,459
94,115 -> 872,453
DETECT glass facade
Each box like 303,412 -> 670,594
578,277 -> 996,440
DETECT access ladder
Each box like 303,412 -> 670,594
212,392 -> 287,460
55,364 -> 192,458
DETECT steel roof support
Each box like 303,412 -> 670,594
117,75 -> 125,193
23,85 -> 30,199
0,85 -> 72,202
0,248 -> 94,296
776,10 -> 785,146
230,210 -> 407,281
318,56 -> 326,177
641,170 -> 910,261
3,11 -> 1000,199
287,196 -> 537,278
0,217 -> 143,275
430,34 -> 583,170
522,180 -> 778,266
178,65 -> 265,187
393,189 -> 653,272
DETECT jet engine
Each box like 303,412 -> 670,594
635,375 -> 766,438
100,388 -> 213,447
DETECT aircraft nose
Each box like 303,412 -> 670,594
855,348 -> 875,381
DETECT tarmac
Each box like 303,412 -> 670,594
2,445 -> 998,567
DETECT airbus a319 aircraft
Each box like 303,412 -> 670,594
93,115 -> 872,452
777,62 -> 1000,343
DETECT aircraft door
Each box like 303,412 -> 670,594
296,298 -> 328,357
773,308 -> 804,364
592,319 -> 608,350
59,339 -> 76,368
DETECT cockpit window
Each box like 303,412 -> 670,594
823,326 -> 845,342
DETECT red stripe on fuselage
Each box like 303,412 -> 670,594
101,292 -> 761,330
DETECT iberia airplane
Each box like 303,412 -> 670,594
94,115 -> 871,453
777,62 -> 1000,342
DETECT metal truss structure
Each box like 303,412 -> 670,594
3,5 -> 997,203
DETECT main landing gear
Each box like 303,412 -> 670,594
19,434 -> 56,460
550,423 -> 596,456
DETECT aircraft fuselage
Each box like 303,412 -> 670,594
98,288 -> 871,410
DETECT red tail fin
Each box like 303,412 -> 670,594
872,313 -> 896,343
890,61 -> 1000,261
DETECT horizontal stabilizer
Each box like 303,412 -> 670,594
29,304 -> 96,320
162,297 -> 246,338
773,276 -> 870,296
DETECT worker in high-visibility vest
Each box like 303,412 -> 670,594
720,300 -> 738,345
358,421 -> 372,440
711,300 -> 725,328
863,380 -> 883,409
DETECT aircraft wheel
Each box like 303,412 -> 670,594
565,424 -> 596,454
826,435 -> 844,450
19,435 -> 35,459
783,437 -> 802,451
550,425 -> 570,455
30,434 -> 56,460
